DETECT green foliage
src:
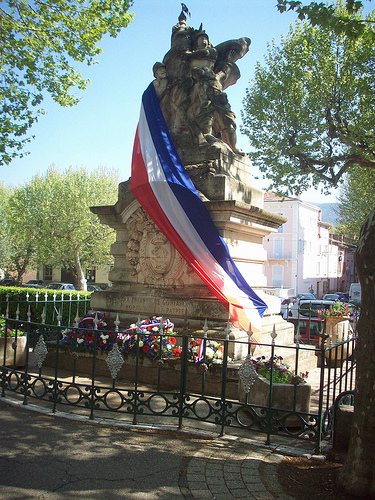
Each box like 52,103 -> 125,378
2,166 -> 119,286
242,3 -> 375,196
336,166 -> 375,238
0,286 -> 91,326
0,316 -> 18,337
276,0 -> 375,39
0,0 -> 134,165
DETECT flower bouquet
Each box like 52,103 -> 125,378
117,316 -> 181,360
188,338 -> 231,368
61,312 -> 116,352
316,301 -> 351,320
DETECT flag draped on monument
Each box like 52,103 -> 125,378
130,83 -> 267,339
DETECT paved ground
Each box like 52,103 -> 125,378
0,397 -> 322,500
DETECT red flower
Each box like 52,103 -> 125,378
153,344 -> 159,351
173,348 -> 181,356
168,336 -> 176,345
143,345 -> 150,353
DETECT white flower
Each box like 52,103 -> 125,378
77,338 -> 84,344
206,347 -> 215,358
100,334 -> 109,340
139,340 -> 144,347
166,344 -> 172,350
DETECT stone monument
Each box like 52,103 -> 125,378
91,8 -> 293,354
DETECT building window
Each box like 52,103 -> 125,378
298,239 -> 305,254
86,268 -> 96,283
272,265 -> 283,287
44,265 -> 52,281
274,238 -> 283,258
277,212 -> 284,233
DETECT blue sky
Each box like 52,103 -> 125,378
1,0 -> 343,202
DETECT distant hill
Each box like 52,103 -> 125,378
309,202 -> 339,226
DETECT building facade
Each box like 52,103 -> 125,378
263,193 -> 356,298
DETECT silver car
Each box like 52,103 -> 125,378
46,282 -> 76,291
287,299 -> 335,318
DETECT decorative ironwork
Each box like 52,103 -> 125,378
106,344 -> 124,379
34,335 -> 48,368
238,354 -> 258,393
0,301 -> 359,453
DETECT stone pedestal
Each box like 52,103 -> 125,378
91,152 -> 293,354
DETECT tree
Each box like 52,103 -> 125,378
0,0 -> 134,166
242,4 -> 375,196
339,206 -> 375,497
277,0 -> 375,39
335,167 -> 375,238
244,3 -> 375,496
5,166 -> 119,289
0,182 -> 16,278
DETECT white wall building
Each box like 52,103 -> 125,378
263,192 -> 352,298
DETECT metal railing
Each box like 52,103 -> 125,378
0,306 -> 357,454
0,290 -> 91,328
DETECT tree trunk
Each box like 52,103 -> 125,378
337,208 -> 375,497
73,247 -> 87,291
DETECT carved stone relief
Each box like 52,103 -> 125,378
125,207 -> 186,289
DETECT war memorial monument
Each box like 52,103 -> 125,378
91,7 -> 293,354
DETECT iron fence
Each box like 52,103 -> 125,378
0,306 -> 357,454
0,290 -> 91,331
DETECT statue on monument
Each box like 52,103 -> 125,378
152,7 -> 251,158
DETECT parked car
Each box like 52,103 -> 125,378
295,293 -> 316,301
349,283 -> 361,305
287,299 -> 335,318
288,316 -> 324,345
46,282 -> 76,291
92,283 -> 110,290
0,278 -> 17,286
23,279 -> 45,289
336,292 -> 349,302
87,284 -> 101,292
323,293 -> 340,301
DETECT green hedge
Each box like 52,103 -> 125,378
0,286 -> 92,327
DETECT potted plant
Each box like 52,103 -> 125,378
239,355 -> 311,427
316,301 -> 354,361
0,317 -> 27,367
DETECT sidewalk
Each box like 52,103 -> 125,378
0,395 -> 322,499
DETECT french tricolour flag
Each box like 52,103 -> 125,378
130,83 -> 267,341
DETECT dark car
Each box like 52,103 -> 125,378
336,292 -> 349,302
323,293 -> 341,301
288,316 -> 324,345
296,293 -> 316,301
92,283 -> 110,290
23,279 -> 45,289
0,278 -> 17,286
87,284 -> 101,292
